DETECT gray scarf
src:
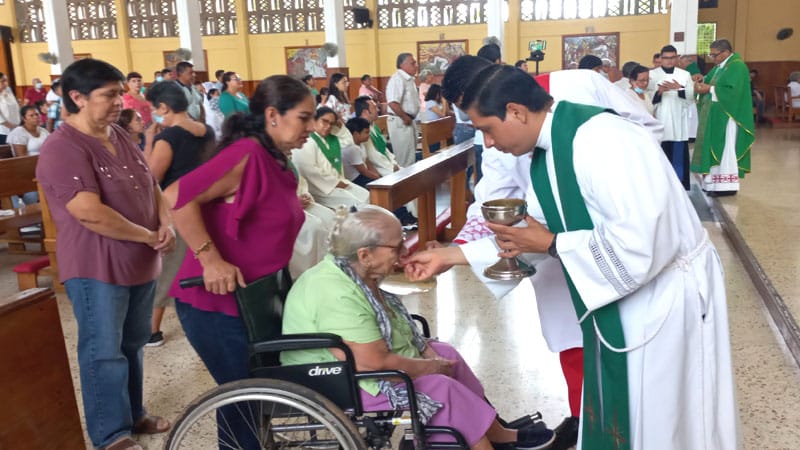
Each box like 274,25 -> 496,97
333,257 -> 443,424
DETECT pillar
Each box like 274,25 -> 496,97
486,0 -> 505,55
41,0 -> 74,75
323,0 -> 347,68
670,0 -> 699,55
176,0 -> 206,71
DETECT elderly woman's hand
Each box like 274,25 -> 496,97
426,357 -> 456,377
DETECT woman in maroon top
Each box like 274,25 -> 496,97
35,59 -> 175,450
163,75 -> 313,448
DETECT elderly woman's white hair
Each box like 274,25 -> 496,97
328,205 -> 401,262
419,69 -> 433,83
789,71 -> 800,83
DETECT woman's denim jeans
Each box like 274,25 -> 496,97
64,278 -> 156,448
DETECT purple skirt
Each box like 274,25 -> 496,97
359,341 -> 497,446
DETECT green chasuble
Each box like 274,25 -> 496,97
310,132 -> 343,175
530,101 -> 631,450
691,52 -> 754,177
370,124 -> 389,157
685,61 -> 701,76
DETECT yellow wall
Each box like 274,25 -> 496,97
517,14 -> 670,73
0,7 -> 671,85
699,0 -> 800,61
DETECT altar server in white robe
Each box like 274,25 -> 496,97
409,64 -> 738,450
288,174 -> 335,279
649,45 -> 695,190
291,106 -> 369,209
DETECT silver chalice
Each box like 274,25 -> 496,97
481,198 -> 537,280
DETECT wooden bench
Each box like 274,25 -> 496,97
0,144 -> 13,159
13,255 -> 51,290
375,115 -> 388,136
368,141 -> 473,246
419,115 -> 455,159
774,85 -> 800,122
0,288 -> 85,449
0,155 -> 43,253
36,180 -> 63,292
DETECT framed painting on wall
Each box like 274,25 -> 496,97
73,53 -> 92,61
562,32 -> 620,70
417,40 -> 468,75
162,50 -> 208,71
286,46 -> 327,79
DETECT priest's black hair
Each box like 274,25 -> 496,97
461,64 -> 552,120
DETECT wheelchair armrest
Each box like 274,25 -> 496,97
251,332 -> 349,354
410,314 -> 431,338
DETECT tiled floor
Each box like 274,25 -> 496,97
4,128 -> 800,449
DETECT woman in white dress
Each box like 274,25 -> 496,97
624,65 -> 655,116
325,73 -> 352,121
0,72 -> 20,145
7,105 -> 50,155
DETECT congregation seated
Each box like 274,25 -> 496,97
417,84 -> 449,122
343,117 -> 381,188
281,206 -> 556,450
291,107 -> 369,209
7,105 -> 47,206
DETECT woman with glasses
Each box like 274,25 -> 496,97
218,71 -> 249,119
282,205 -> 556,450
624,65 -> 655,116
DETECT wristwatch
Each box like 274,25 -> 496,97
547,234 -> 559,259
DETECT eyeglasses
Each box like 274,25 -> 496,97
709,52 -> 722,58
373,241 -> 407,254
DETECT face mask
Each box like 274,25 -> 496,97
140,87 -> 146,94
35,82 -> 43,90
633,87 -> 645,94
151,112 -> 164,125
156,76 -> 164,83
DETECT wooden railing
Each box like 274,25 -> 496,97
368,140 -> 473,245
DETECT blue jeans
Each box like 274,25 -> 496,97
64,278 -> 156,448
466,144 -> 484,191
453,123 -> 475,145
175,300 -> 258,449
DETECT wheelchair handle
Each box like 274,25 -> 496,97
178,277 -> 204,289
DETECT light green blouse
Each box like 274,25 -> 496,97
281,255 -> 421,396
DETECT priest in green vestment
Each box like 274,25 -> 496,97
692,39 -> 755,194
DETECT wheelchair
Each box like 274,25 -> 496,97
165,270 -> 541,450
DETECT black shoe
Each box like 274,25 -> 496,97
515,424 -> 556,450
146,331 -> 164,347
549,416 -> 579,450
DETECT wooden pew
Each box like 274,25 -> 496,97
0,288 -> 85,449
419,115 -> 455,159
0,155 -> 44,253
368,141 -> 473,245
0,143 -> 13,159
375,114 -> 388,136
36,180 -> 63,292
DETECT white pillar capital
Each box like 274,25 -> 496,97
176,0 -> 206,71
42,0 -> 74,74
486,0 -> 505,55
323,0 -> 347,68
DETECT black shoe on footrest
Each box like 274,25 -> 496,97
549,416 -> 579,450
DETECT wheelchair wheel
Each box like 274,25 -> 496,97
166,378 -> 367,450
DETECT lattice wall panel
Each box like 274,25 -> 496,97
200,0 -> 237,35
247,0 -> 365,33
68,0 -> 118,40
377,0 -> 488,29
126,0 -> 179,38
14,0 -> 46,42
520,0 -> 666,21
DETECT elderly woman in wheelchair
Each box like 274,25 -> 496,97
281,205 -> 556,450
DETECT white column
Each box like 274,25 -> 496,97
323,0 -> 347,67
670,0 -> 699,55
41,0 -> 74,75
176,0 -> 206,71
486,0 -> 504,55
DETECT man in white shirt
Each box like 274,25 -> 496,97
649,45 -> 694,190
343,117 -> 381,187
385,53 -> 421,168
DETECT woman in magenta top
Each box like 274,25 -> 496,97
163,75 -> 314,447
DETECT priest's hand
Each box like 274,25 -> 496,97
401,246 -> 465,281
487,215 -> 554,258
695,82 -> 711,94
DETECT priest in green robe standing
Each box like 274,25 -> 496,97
692,39 -> 755,195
